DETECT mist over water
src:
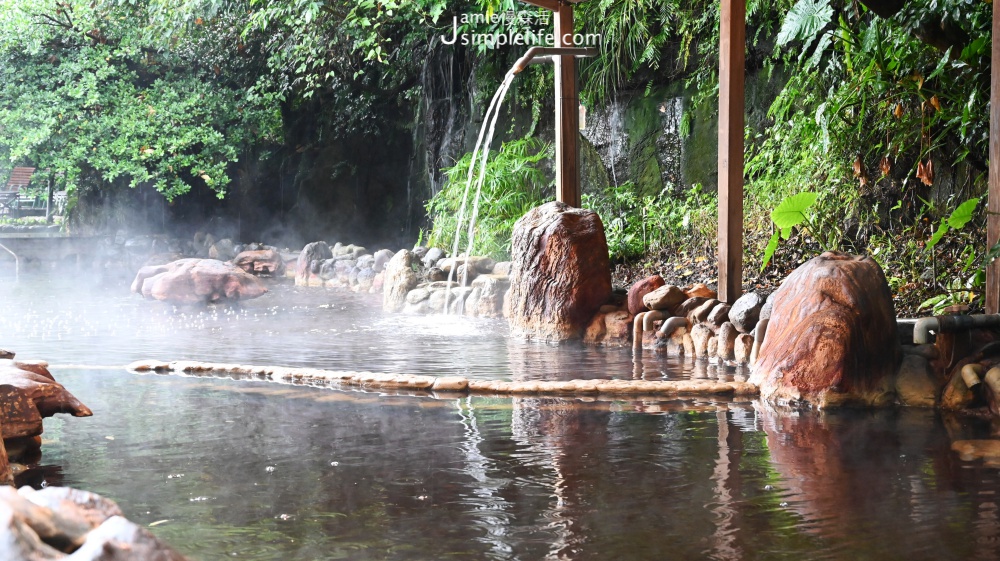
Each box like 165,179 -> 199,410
1,272 -> 721,382
4,271 -> 1000,561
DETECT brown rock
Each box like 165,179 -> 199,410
689,298 -> 719,325
750,252 -> 901,407
131,259 -> 267,305
684,283 -> 717,299
895,354 -> 937,407
706,303 -> 731,330
382,250 -> 419,313
717,322 -> 738,361
675,297 -> 709,317
734,333 -> 755,364
691,324 -> 714,358
642,285 -> 686,312
472,275 -> 510,319
0,360 -> 91,440
504,202 -> 612,341
604,311 -> 633,345
583,313 -> 608,345
707,336 -> 719,358
233,249 -> 286,276
627,275 -> 665,315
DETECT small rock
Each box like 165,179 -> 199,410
717,322 -> 739,361
643,285 -> 686,312
583,313 -> 608,345
627,275 -> 665,315
372,249 -> 395,273
492,261 -> 512,276
689,298 -> 719,325
422,247 -> 446,269
674,297 -> 709,317
895,354 -> 937,407
706,303 -> 731,330
684,283 -> 717,299
425,267 -> 447,283
707,336 -> 719,358
734,333 -> 755,364
729,292 -> 765,333
604,311 -> 632,345
691,324 -> 714,358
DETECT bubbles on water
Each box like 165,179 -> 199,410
265,466 -> 276,473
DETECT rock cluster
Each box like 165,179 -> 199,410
587,271 -> 767,367
295,242 -> 393,295
381,249 -> 512,318
0,486 -> 190,560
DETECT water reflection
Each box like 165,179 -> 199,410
5,273 -> 1000,559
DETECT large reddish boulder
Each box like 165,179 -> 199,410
233,249 -> 285,276
131,258 -> 267,305
750,252 -> 901,407
504,202 -> 612,341
627,275 -> 665,315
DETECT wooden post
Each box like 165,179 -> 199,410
718,0 -> 746,304
554,3 -> 581,208
988,0 -> 1000,314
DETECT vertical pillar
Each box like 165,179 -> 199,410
987,0 -> 1000,314
718,0 -> 746,304
554,4 -> 581,208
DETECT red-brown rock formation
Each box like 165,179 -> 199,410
0,360 -> 92,440
504,202 -> 612,341
751,252 -> 901,407
627,276 -> 664,315
233,249 -> 286,276
131,259 -> 267,305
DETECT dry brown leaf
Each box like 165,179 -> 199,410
929,95 -> 941,112
894,104 -> 904,119
916,159 -> 935,186
880,156 -> 891,176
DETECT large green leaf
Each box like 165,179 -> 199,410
770,191 -> 819,230
777,0 -> 834,47
947,197 -> 980,229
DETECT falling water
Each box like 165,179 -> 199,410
444,71 -> 517,314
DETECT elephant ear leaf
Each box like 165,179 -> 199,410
947,197 -> 979,229
770,192 -> 819,230
777,0 -> 834,47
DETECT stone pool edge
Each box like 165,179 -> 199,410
126,360 -> 759,398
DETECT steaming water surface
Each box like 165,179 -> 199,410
3,273 -> 1000,560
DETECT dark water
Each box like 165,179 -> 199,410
3,273 -> 1000,560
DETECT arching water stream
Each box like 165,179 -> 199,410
2,273 -> 999,560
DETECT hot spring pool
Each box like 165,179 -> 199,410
2,273 -> 999,560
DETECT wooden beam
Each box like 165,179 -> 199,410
519,0 -> 560,10
554,4 -> 581,208
989,0 -> 1000,314
718,0 -> 746,304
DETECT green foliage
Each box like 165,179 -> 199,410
426,138 -> 550,260
0,0 -> 279,200
583,183 -> 716,261
925,197 -> 979,250
761,192 -> 818,270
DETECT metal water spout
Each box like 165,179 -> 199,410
509,46 -> 598,75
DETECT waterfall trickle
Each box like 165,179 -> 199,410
443,71 -> 517,314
